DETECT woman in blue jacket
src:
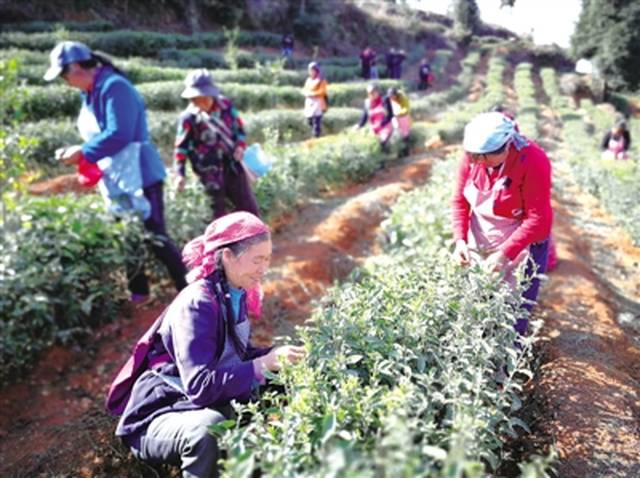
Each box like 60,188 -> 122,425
44,41 -> 187,302
107,211 -> 305,477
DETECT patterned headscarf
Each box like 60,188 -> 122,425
182,211 -> 270,284
463,111 -> 529,154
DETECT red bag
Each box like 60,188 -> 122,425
77,157 -> 103,187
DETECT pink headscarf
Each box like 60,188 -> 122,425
182,211 -> 270,284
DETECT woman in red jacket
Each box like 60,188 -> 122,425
451,112 -> 553,335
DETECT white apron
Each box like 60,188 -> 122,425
77,105 -> 151,219
463,165 -> 529,289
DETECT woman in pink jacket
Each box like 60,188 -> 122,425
451,112 -> 553,335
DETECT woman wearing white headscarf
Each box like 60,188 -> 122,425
302,62 -> 328,138
451,112 -> 553,335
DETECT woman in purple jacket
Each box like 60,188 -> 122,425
111,211 -> 305,477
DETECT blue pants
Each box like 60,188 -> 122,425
130,408 -> 226,478
128,181 -> 187,295
515,238 -> 550,336
308,115 -> 322,138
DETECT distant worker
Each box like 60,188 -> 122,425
392,49 -> 406,79
302,62 -> 328,138
281,33 -> 294,62
355,83 -> 393,152
385,47 -> 396,79
387,87 -> 411,156
601,119 -> 631,160
418,58 -> 434,91
360,46 -> 377,80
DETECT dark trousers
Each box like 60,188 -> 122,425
128,182 -> 188,296
207,161 -> 261,220
515,238 -> 550,336
307,115 -> 322,138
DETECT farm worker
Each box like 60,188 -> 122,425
390,48 -> 406,79
44,41 -> 187,304
173,69 -> 260,221
107,211 -> 306,477
301,62 -> 328,138
281,32 -> 294,61
360,46 -> 376,80
601,119 -> 631,160
417,58 -> 434,91
385,47 -> 396,78
355,83 -> 394,152
451,112 -> 553,336
387,86 -> 411,156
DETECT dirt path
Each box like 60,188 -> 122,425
531,86 -> 640,476
0,150 -> 441,477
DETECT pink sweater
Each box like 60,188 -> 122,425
451,141 -> 553,260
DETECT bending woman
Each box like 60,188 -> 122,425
451,112 -> 553,335
44,41 -> 187,302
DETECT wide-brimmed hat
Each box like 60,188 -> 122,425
181,69 -> 220,99
43,41 -> 93,81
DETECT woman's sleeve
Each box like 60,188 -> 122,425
624,130 -> 631,150
451,155 -> 472,242
245,342 -> 272,361
173,113 -> 193,178
500,149 -> 553,260
230,104 -> 247,149
81,80 -> 138,162
600,132 -> 610,150
171,295 -> 255,407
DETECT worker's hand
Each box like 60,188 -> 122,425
452,239 -> 471,266
173,175 -> 185,193
255,345 -> 306,373
484,250 -> 509,273
57,145 -> 84,166
233,145 -> 246,162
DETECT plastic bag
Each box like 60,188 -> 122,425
77,157 -> 103,187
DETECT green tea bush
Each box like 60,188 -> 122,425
0,48 -> 48,65
513,63 -> 540,139
0,29 -> 281,57
15,84 -> 79,120
0,195 -> 145,384
0,20 -> 115,33
216,156 -> 548,476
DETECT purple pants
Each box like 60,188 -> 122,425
128,182 -> 187,295
515,238 -> 550,336
206,159 -> 261,220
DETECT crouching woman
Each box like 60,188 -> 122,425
107,211 -> 305,477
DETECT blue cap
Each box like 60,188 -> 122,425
43,41 -> 93,81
